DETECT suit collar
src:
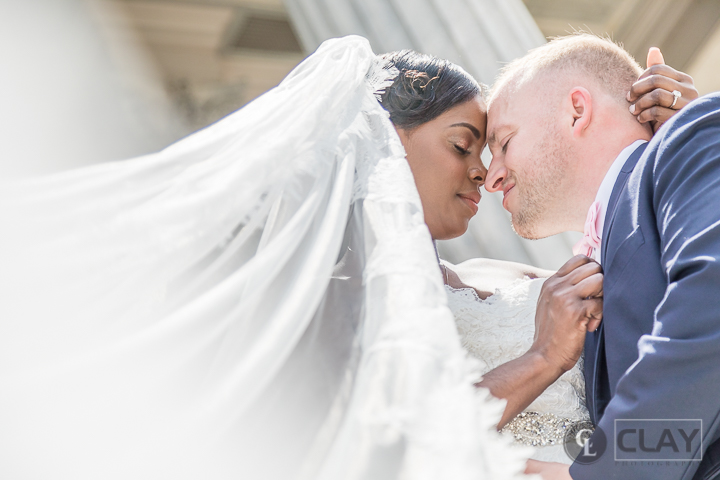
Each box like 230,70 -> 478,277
600,142 -> 648,262
591,140 -> 646,262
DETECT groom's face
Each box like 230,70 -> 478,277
485,85 -> 574,239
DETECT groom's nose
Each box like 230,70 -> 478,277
485,157 -> 507,193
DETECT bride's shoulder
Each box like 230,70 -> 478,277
445,258 -> 555,294
452,258 -> 555,279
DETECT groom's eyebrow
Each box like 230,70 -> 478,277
487,132 -> 497,146
487,125 -> 510,148
449,123 -> 481,140
487,131 -> 501,151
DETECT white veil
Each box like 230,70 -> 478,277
0,36 -> 530,480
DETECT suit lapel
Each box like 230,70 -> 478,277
590,142 -> 647,423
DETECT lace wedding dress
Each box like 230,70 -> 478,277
0,36 -> 531,480
447,277 -> 591,464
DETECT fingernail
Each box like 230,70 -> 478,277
629,104 -> 635,114
627,91 -> 631,101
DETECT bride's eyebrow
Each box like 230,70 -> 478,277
449,122 -> 481,140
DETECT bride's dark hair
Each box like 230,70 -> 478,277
378,50 -> 484,130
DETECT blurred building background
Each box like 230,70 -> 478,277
3,0 -> 719,268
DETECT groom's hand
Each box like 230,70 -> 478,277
531,255 -> 603,373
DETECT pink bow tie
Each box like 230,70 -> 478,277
573,201 -> 602,257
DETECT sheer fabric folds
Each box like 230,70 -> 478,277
0,36 -> 529,479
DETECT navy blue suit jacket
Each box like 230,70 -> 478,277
570,92 -> 720,480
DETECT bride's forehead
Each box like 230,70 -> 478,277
445,99 -> 487,122
451,105 -> 487,135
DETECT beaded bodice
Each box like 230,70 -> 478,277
446,277 -> 591,463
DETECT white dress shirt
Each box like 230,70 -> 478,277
592,139 -> 648,264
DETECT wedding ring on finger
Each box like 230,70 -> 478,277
670,90 -> 682,109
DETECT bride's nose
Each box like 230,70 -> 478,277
469,164 -> 487,187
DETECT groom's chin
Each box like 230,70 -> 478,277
510,215 -> 545,240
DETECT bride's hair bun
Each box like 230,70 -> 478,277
378,50 -> 484,130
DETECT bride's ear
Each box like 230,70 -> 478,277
568,87 -> 592,137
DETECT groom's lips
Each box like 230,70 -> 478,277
502,184 -> 515,209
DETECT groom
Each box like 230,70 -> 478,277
485,34 -> 720,480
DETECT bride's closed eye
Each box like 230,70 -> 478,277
454,144 -> 471,155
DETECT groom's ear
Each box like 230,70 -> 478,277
568,87 -> 593,138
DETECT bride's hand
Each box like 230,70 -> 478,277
628,47 -> 699,133
525,459 -> 572,479
531,255 -> 603,373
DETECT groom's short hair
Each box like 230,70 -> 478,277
489,33 -> 643,106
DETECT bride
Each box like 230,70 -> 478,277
0,36 -> 694,479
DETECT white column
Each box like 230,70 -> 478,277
0,0 -> 185,177
285,0 -> 579,269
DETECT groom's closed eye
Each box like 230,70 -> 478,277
501,137 -> 511,154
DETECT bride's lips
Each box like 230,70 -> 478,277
502,184 -> 515,209
458,191 -> 481,215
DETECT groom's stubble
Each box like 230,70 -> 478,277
510,120 -> 575,241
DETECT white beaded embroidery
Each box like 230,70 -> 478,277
500,412 -> 593,447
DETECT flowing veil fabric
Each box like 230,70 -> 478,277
0,36 -> 531,479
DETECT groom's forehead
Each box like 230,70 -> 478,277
487,83 -> 542,146
488,87 -> 523,125
489,78 -> 546,121
487,95 -> 513,145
